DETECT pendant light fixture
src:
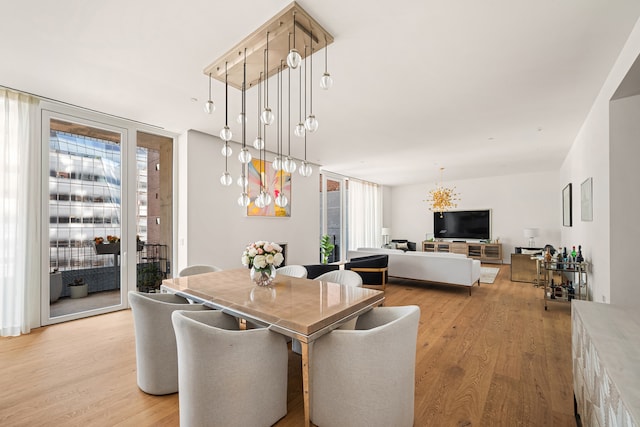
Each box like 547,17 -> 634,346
275,62 -> 288,208
286,11 -> 302,69
284,51 -> 298,174
253,72 -> 265,150
260,33 -> 275,126
220,62 -> 232,182
294,46 -> 306,139
304,30 -> 318,132
320,36 -> 333,90
426,167 -> 460,217
273,62 -> 284,173
219,62 -> 233,144
300,46 -> 313,177
238,50 -> 252,165
201,3 -> 334,206
237,50 -> 250,206
204,73 -> 215,114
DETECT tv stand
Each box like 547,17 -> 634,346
422,241 -> 503,263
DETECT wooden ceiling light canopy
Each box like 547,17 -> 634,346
203,2 -> 334,90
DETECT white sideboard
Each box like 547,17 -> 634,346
572,300 -> 640,426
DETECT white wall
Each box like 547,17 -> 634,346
610,95 -> 640,305
560,17 -> 640,306
388,171 -> 560,263
176,130 -> 320,272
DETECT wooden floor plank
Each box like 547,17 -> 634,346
0,265 -> 574,426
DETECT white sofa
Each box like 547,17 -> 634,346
348,248 -> 481,295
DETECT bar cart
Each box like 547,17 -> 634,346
537,259 -> 589,310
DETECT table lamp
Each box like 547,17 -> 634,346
381,228 -> 391,246
523,228 -> 539,248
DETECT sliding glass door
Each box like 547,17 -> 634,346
42,110 -> 129,324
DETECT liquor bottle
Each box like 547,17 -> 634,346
571,246 -> 577,262
557,247 -> 563,270
568,281 -> 575,301
576,245 -> 584,263
550,279 -> 556,299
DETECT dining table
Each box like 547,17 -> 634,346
160,268 -> 385,427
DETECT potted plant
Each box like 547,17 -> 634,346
68,278 -> 88,299
137,263 -> 163,292
320,234 -> 335,264
94,235 -> 120,254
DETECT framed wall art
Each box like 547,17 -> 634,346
581,177 -> 593,222
562,183 -> 572,227
247,159 -> 291,217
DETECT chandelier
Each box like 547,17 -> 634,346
202,2 -> 334,207
426,168 -> 460,217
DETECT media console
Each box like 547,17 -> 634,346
422,241 -> 503,263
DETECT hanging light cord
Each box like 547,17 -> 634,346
324,36 -> 329,73
242,49 -> 246,148
309,30 -> 313,115
208,73 -> 212,101
288,33 -> 292,153
224,62 -> 228,126
265,32 -> 270,109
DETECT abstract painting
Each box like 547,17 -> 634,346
247,159 -> 291,217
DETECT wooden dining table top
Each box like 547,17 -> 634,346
161,268 -> 385,338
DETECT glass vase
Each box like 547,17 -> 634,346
250,264 -> 276,287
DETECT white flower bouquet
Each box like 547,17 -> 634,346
241,241 -> 285,269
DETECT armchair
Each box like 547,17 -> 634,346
345,255 -> 389,291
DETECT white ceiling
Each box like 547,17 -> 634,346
2,1 -> 640,186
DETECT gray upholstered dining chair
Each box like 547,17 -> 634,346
315,269 -> 363,287
178,264 -> 222,277
310,305 -> 421,427
128,291 -> 209,395
276,264 -> 308,278
171,310 -> 288,427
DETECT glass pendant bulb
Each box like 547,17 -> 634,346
275,193 -> 288,207
255,194 -> 265,209
221,144 -> 232,157
220,126 -> 232,141
320,72 -> 333,90
236,113 -> 245,124
220,171 -> 232,186
294,123 -> 306,138
253,136 -> 264,150
273,156 -> 282,171
283,156 -> 297,173
204,100 -> 215,114
287,49 -> 302,69
262,191 -> 272,206
238,192 -> 250,207
261,108 -> 275,125
238,148 -> 252,164
304,115 -> 319,132
299,161 -> 313,177
237,175 -> 248,188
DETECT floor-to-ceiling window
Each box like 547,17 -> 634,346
320,173 -> 349,262
320,172 -> 382,262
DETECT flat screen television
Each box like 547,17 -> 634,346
433,210 -> 490,240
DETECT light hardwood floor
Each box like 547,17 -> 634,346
0,265 -> 574,426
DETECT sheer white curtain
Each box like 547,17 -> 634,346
347,179 -> 382,251
0,89 -> 38,336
